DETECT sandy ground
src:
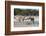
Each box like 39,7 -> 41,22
14,16 -> 39,27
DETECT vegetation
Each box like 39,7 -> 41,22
14,8 -> 39,16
